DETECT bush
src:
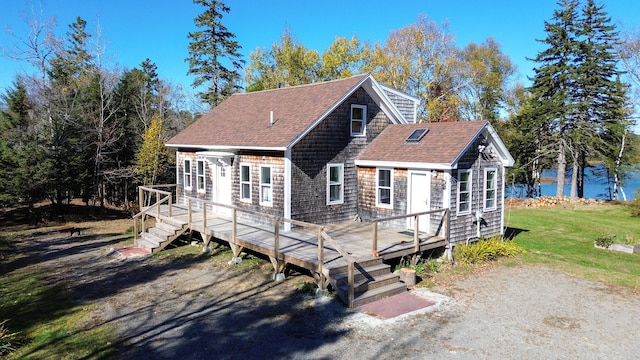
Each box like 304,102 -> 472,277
594,234 -> 616,248
0,319 -> 18,358
454,235 -> 524,265
630,189 -> 640,217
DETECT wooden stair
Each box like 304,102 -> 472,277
135,216 -> 188,253
326,257 -> 407,308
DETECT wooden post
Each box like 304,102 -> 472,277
317,228 -> 323,275
372,221 -> 378,257
134,219 -> 138,240
348,260 -> 355,309
168,192 -> 172,217
445,209 -> 450,245
274,219 -> 280,260
188,198 -> 192,229
203,203 -> 207,232
138,187 -> 143,211
414,215 -> 420,253
232,208 -> 237,243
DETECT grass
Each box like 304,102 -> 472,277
504,203 -> 640,288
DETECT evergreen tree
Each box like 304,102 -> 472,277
528,0 -> 581,198
186,0 -> 244,106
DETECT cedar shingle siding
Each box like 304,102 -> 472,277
448,135 -> 504,244
382,88 -> 417,123
291,88 -> 390,224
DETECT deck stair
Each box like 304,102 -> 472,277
135,216 -> 189,253
326,257 -> 407,308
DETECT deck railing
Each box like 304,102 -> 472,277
133,186 -> 174,240
371,208 -> 450,257
179,195 -> 359,308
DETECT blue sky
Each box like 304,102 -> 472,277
1,0 -> 639,99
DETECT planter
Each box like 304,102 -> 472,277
399,267 -> 416,288
594,242 -> 640,254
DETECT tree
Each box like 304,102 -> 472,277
134,114 -> 172,186
245,29 -> 320,91
319,36 -> 367,81
363,15 -> 463,122
459,38 -> 516,123
527,0 -> 581,198
186,0 -> 244,106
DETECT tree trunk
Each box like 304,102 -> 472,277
556,141 -> 566,198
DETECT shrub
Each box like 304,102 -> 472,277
454,235 -> 525,265
594,234 -> 616,248
0,320 -> 18,358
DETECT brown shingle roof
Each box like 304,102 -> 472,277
356,121 -> 488,165
167,74 -> 369,149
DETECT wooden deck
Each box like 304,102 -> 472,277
149,202 -> 447,275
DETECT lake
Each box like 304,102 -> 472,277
507,165 -> 640,200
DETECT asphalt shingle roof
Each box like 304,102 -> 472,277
167,74 -> 369,149
356,121 -> 488,165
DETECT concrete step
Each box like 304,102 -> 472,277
346,282 -> 408,308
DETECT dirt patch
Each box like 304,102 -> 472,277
7,225 -> 640,359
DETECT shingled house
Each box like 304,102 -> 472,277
166,73 -> 514,244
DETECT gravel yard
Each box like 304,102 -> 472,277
19,229 -> 640,359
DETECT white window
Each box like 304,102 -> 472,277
350,104 -> 366,136
457,170 -> 472,214
327,163 -> 344,205
197,159 -> 206,192
484,168 -> 497,211
260,165 -> 272,206
184,159 -> 192,189
240,163 -> 251,202
376,168 -> 393,208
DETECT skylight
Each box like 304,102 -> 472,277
406,128 -> 428,143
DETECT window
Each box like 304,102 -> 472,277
259,165 -> 272,206
197,160 -> 206,192
350,104 -> 366,136
376,168 -> 393,208
406,128 -> 428,143
327,164 -> 344,205
240,164 -> 251,202
484,168 -> 497,211
457,170 -> 472,214
184,159 -> 192,189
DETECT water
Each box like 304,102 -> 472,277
507,165 -> 640,200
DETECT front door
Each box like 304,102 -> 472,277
211,159 -> 232,215
408,171 -> 431,233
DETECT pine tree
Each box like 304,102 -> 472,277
186,0 -> 244,106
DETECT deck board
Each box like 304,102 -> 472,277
147,203 -> 447,274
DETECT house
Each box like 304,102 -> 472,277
166,73 -> 514,245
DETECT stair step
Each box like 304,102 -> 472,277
337,272 -> 400,293
135,237 -> 159,252
325,257 -> 384,276
148,226 -> 173,239
141,232 -> 164,247
330,263 -> 392,284
156,221 -> 182,233
347,282 -> 408,308
159,215 -> 187,228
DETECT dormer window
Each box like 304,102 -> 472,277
350,104 -> 367,137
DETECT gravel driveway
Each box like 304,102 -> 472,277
23,229 -> 640,359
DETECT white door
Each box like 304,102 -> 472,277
408,171 -> 431,233
212,159 -> 232,215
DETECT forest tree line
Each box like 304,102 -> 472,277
1,0 -> 639,220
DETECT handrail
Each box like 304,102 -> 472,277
320,230 -> 357,309
132,194 -> 171,240
371,208 -> 449,257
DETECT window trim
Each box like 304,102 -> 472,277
376,168 -> 393,209
484,168 -> 497,211
196,159 -> 206,193
457,169 -> 472,215
183,159 -> 192,190
326,163 -> 344,205
259,165 -> 273,207
350,104 -> 367,137
240,163 -> 252,203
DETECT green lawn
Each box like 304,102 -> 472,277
504,203 -> 640,288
